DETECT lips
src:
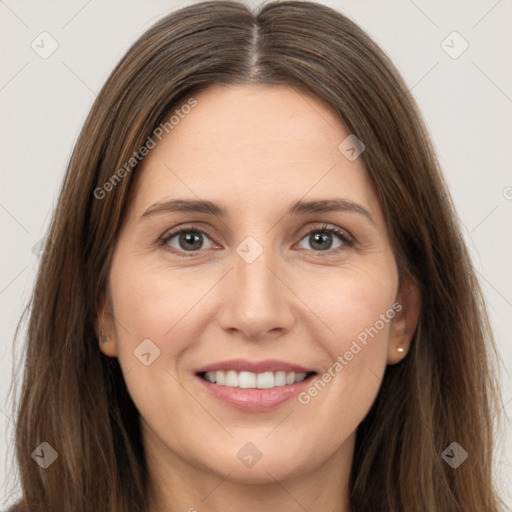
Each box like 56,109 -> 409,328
194,359 -> 317,411
195,358 -> 314,374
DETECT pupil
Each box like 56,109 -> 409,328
311,232 -> 332,251
180,231 -> 202,251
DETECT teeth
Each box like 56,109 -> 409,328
203,370 -> 308,388
274,371 -> 287,386
216,370 -> 225,385
239,371 -> 256,389
257,372 -> 274,389
225,370 -> 238,387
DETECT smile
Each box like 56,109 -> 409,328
194,359 -> 318,411
200,370 -> 312,388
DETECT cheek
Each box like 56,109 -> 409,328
110,254 -> 210,340
107,256 -> 210,426
107,254 -> 219,400
334,280 -> 396,353
299,261 -> 398,356
293,263 -> 398,429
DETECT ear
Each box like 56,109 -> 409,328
95,292 -> 118,358
387,274 -> 420,365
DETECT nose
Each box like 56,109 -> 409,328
216,248 -> 296,342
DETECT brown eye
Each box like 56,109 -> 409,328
297,225 -> 353,252
160,226 -> 215,255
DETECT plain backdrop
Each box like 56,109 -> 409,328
1,0 -> 511,508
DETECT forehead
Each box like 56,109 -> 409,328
127,84 -> 377,220
161,84 -> 350,166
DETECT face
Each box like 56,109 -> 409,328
98,84 -> 418,488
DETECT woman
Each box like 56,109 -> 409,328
5,1 -> 507,510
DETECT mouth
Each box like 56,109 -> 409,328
197,369 -> 316,389
194,359 -> 318,411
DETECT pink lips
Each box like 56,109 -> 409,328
194,358 -> 316,412
195,358 -> 313,374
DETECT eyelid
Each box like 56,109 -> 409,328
158,222 -> 355,257
295,223 -> 354,245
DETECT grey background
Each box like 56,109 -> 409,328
1,0 -> 511,508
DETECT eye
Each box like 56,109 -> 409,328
296,224 -> 353,253
160,224 -> 215,256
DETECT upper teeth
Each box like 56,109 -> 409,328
204,370 -> 307,388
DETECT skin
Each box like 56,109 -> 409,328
97,84 -> 419,512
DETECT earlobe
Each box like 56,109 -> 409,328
387,275 -> 420,365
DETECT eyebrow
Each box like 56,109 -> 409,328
140,198 -> 375,224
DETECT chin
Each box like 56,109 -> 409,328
197,442 -> 314,484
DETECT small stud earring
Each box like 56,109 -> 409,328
396,346 -> 405,353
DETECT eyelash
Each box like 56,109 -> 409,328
158,223 -> 354,258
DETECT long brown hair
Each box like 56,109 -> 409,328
6,1 -> 507,510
